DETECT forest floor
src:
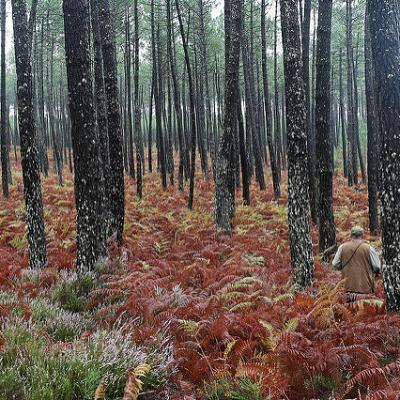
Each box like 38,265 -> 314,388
0,159 -> 400,400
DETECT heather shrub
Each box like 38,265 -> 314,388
30,297 -> 91,341
0,320 -> 174,399
50,272 -> 96,312
204,377 -> 267,400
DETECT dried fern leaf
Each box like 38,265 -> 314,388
224,340 -> 237,359
94,376 -> 107,400
123,364 -> 151,400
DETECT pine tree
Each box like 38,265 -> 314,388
368,0 -> 400,311
11,0 -> 47,269
261,0 -> 280,199
315,0 -> 336,253
63,0 -> 105,272
280,0 -> 314,288
364,3 -> 379,235
1,0 -> 9,198
98,0 -> 125,244
215,0 -> 243,233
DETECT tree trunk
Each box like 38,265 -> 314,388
315,0 -> 336,253
364,4 -> 379,235
175,0 -> 197,210
167,0 -> 186,191
133,0 -> 143,199
242,34 -> 265,192
261,0 -> 280,199
125,7 -> 135,181
339,49 -> 348,178
274,0 -> 283,174
37,17 -> 48,177
151,2 -> 167,190
98,0 -> 125,244
280,0 -> 314,289
12,0 -> 47,269
237,88 -> 250,206
148,72 -> 154,173
346,0 -> 357,186
368,0 -> 400,311
1,0 -> 9,197
302,0 -> 317,223
352,39 -> 367,184
63,0 -> 105,272
215,0 -> 243,233
47,36 -> 63,186
90,0 -> 110,255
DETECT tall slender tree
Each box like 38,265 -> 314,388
151,0 -> 167,190
12,0 -> 47,269
167,0 -> 186,191
215,0 -> 243,233
1,0 -> 9,198
90,0 -> 110,256
346,0 -> 357,186
280,0 -> 314,289
63,0 -> 105,272
125,6 -> 135,181
368,0 -> 400,311
364,3 -> 379,235
339,49 -> 348,178
98,0 -> 125,244
133,0 -> 143,199
302,0 -> 317,223
316,0 -> 336,253
175,0 -> 197,209
261,0 -> 280,199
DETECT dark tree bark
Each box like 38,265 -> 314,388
302,0 -> 317,223
167,0 -> 186,191
125,7 -> 135,181
98,0 -> 125,244
274,0 -> 284,173
368,0 -> 400,311
242,34 -> 265,192
133,0 -> 143,199
261,0 -> 280,198
237,87 -> 250,206
364,5 -> 379,235
175,0 -> 197,209
63,0 -> 105,272
27,0 -> 38,47
91,0 -> 110,255
151,1 -> 167,190
37,17 -> 49,177
47,36 -> 63,186
280,0 -> 314,289
339,49 -> 348,178
215,0 -> 243,233
198,0 -> 215,179
148,72 -> 154,173
12,0 -> 47,269
1,0 -> 9,197
346,0 -> 357,186
352,40 -> 367,184
315,0 -> 336,253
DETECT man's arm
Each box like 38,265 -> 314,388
332,245 -> 343,270
370,247 -> 381,273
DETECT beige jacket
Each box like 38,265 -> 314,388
332,240 -> 381,294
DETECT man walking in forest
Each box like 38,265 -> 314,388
332,226 -> 380,295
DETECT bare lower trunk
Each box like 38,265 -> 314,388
281,0 -> 314,289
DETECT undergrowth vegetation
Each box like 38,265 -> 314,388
0,164 -> 399,399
